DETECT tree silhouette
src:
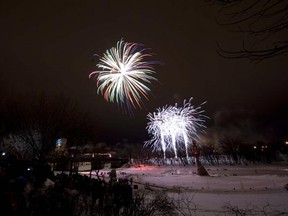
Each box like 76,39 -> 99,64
209,0 -> 288,61
1,93 -> 95,163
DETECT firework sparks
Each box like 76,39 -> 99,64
145,98 -> 207,159
146,106 -> 173,159
89,39 -> 158,113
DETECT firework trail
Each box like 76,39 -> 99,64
145,98 -> 207,159
146,106 -> 174,159
89,39 -> 158,113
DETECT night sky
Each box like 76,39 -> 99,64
1,1 -> 287,143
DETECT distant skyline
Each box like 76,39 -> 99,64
1,1 -> 287,143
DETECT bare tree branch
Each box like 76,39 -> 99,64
207,0 -> 288,61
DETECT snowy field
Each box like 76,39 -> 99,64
81,163 -> 288,215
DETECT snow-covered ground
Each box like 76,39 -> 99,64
80,164 -> 288,215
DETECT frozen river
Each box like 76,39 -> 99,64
81,164 -> 288,215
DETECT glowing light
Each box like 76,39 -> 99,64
89,39 -> 158,113
145,98 -> 207,159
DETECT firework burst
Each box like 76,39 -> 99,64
89,39 -> 158,113
145,98 -> 207,159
